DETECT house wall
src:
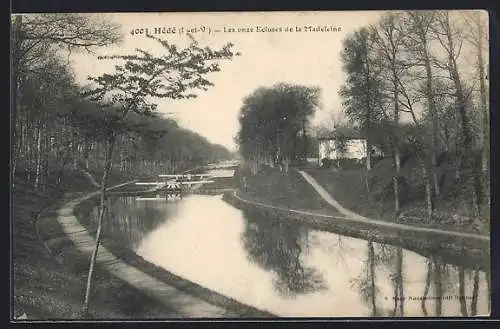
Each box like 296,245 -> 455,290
318,138 -> 369,162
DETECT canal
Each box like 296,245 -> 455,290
93,170 -> 490,317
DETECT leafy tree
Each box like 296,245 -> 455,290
11,14 -> 122,178
339,26 -> 386,193
80,32 -> 238,315
237,83 -> 320,173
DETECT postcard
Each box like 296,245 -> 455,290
11,10 -> 490,320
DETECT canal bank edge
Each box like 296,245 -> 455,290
74,195 -> 276,318
38,182 -> 276,319
222,191 -> 490,272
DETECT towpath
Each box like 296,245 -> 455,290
297,170 -> 489,242
48,181 -> 245,318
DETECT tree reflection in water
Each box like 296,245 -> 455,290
350,241 -> 379,316
389,247 -> 405,317
486,268 -> 491,312
351,240 -> 487,317
418,255 -> 483,317
349,241 -> 403,317
329,235 -> 355,267
470,268 -> 480,316
92,196 -> 173,249
421,259 -> 431,316
439,258 -> 461,316
241,212 -> 327,297
458,266 -> 468,316
371,243 -> 406,317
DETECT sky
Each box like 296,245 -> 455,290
70,11 -> 384,151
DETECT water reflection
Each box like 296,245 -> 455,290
104,194 -> 490,317
94,196 -> 180,249
242,212 -> 326,297
205,169 -> 235,178
350,241 -> 379,316
349,242 -> 490,318
471,268 -> 480,316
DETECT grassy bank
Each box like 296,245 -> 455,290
12,170 -> 178,320
222,163 -> 489,270
234,166 -> 339,215
305,166 -> 490,236
223,191 -> 489,272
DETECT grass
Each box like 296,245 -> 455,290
234,166 -> 340,215
305,168 -> 388,219
305,157 -> 490,236
223,191 -> 489,272
12,169 -> 181,320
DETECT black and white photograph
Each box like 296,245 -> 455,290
11,10 -> 490,320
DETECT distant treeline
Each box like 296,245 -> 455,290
11,14 -> 232,189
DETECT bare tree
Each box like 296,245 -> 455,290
463,11 -> 490,209
372,12 -> 407,218
432,11 -> 485,220
404,11 -> 442,199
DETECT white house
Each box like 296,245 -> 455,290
318,137 -> 382,165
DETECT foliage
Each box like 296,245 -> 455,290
237,83 -> 321,162
338,10 -> 489,224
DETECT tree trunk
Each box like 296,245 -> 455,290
476,14 -> 490,210
455,138 -> 461,179
34,120 -> 43,190
393,150 -> 401,216
363,43 -> 373,195
441,12 -> 481,218
42,119 -> 49,189
421,260 -> 432,316
423,67 -> 440,199
27,126 -> 32,182
458,267 -> 468,316
486,267 -> 491,312
420,158 -> 433,222
11,15 -> 22,183
73,141 -> 79,170
393,81 -> 401,218
433,258 -> 442,317
365,139 -> 372,196
471,186 -> 480,219
364,170 -> 371,197
414,13 -> 441,199
368,241 -> 377,316
82,134 -> 116,317
82,139 -> 90,170
470,268 -> 480,316
392,281 -> 398,317
396,248 -> 404,316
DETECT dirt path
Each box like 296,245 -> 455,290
51,181 -> 241,318
297,170 -> 489,242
